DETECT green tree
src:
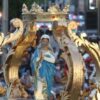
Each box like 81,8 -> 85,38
0,1 -> 2,11
20,0 -> 41,8
9,0 -> 22,19
9,0 -> 44,19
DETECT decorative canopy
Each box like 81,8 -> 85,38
22,2 -> 70,22
22,2 -> 70,14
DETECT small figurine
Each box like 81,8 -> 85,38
48,4 -> 60,14
30,2 -> 43,13
22,3 -> 29,14
63,5 -> 69,13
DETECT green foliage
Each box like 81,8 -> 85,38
19,0 -> 43,8
0,0 -> 2,11
9,0 -> 22,18
9,0 -> 44,19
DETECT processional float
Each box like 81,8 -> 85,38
0,1 -> 100,100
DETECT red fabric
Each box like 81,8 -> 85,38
64,64 -> 69,76
84,57 -> 92,63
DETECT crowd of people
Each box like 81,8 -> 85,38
79,48 -> 99,100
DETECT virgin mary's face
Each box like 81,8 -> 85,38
42,38 -> 49,43
41,38 -> 49,47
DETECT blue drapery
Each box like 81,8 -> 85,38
31,48 -> 55,96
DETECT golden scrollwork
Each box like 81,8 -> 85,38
53,25 -> 84,100
0,18 -> 37,97
67,21 -> 100,73
67,21 -> 100,100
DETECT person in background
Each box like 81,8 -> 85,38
20,70 -> 34,98
19,56 -> 28,77
83,55 -> 96,82
88,79 -> 97,100
53,47 -> 59,60
79,79 -> 98,100
51,60 -> 64,99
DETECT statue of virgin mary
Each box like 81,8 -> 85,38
31,34 -> 56,100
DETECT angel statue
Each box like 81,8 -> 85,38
0,18 -> 23,48
0,18 -> 24,58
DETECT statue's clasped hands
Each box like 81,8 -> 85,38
39,52 -> 44,61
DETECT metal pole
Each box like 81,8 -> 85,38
84,0 -> 87,32
0,0 -> 8,67
2,0 -> 8,35
45,0 -> 46,11
98,0 -> 100,35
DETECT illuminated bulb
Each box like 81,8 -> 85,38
81,32 -> 87,38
